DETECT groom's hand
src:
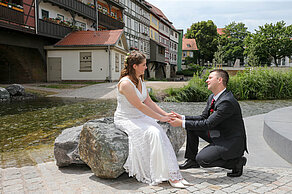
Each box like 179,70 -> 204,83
169,118 -> 182,127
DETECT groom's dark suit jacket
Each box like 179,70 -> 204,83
185,90 -> 248,160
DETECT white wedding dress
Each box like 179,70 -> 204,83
114,77 -> 182,185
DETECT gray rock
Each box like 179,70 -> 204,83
79,117 -> 128,178
6,84 -> 25,96
159,122 -> 186,154
56,117 -> 186,178
0,87 -> 10,102
54,126 -> 85,167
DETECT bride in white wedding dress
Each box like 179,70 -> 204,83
114,51 -> 191,188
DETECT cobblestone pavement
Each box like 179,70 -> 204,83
1,161 -> 292,194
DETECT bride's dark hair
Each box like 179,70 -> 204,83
120,50 -> 146,87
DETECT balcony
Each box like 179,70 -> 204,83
43,0 -> 96,20
98,11 -> 124,30
38,19 -> 72,39
0,3 -> 24,25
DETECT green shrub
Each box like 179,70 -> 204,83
228,67 -> 292,100
167,67 -> 292,102
176,64 -> 207,77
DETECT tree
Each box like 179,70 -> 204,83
244,21 -> 292,66
214,43 -> 224,66
185,20 -> 218,65
221,22 -> 250,65
246,43 -> 259,66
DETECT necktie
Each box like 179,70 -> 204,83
210,98 -> 215,114
208,98 -> 215,138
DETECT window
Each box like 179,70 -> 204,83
56,14 -> 64,21
115,53 -> 120,72
190,52 -> 193,57
41,9 -> 49,19
183,51 -> 187,57
118,40 -> 122,47
158,46 -> 165,55
152,16 -> 158,26
187,44 -> 191,47
121,55 -> 125,70
80,52 -> 92,72
75,21 -> 86,30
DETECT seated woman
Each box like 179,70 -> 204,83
114,51 -> 191,188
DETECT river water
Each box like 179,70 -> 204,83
1,98 -> 292,168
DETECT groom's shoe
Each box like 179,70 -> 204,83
227,156 -> 247,177
179,159 -> 200,169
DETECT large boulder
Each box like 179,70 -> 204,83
78,117 -> 186,179
159,121 -> 186,154
0,87 -> 10,102
54,126 -> 86,167
5,84 -> 25,96
79,117 -> 128,178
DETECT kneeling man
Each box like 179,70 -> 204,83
170,69 -> 248,177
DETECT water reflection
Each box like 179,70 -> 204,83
0,97 -> 117,153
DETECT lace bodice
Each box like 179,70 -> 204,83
114,77 -> 147,119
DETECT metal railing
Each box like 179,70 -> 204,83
43,0 -> 96,20
38,19 -> 72,39
98,11 -> 124,30
0,4 -> 24,24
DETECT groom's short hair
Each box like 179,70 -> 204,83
210,69 -> 229,87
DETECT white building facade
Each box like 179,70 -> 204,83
120,0 -> 150,59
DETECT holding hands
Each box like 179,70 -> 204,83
159,112 -> 176,122
169,111 -> 183,127
158,111 -> 183,128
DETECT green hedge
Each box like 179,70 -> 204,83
176,64 -> 206,77
165,67 -> 292,102
228,68 -> 292,100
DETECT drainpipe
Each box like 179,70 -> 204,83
35,0 -> 38,34
94,0 -> 98,30
108,45 -> 111,82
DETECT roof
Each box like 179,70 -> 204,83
182,38 -> 198,51
55,29 -> 124,47
217,28 -> 225,35
145,1 -> 172,25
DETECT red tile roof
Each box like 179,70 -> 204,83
55,29 -> 124,47
182,38 -> 198,50
217,28 -> 225,35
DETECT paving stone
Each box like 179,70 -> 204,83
1,163 -> 292,193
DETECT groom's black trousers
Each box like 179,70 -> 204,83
185,130 -> 240,170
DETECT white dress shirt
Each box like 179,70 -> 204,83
181,88 -> 226,128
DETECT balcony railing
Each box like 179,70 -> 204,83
43,0 -> 96,20
0,4 -> 24,25
38,19 -> 72,39
98,11 -> 124,30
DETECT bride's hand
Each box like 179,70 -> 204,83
164,112 -> 176,119
171,111 -> 182,119
159,115 -> 172,122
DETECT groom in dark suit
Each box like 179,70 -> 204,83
170,69 -> 248,177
